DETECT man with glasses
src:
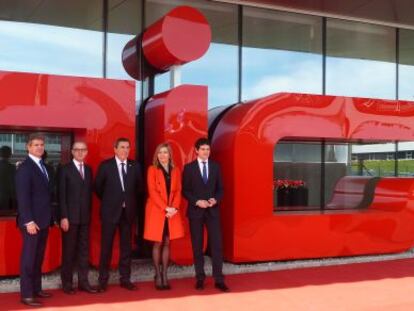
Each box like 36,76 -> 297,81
59,141 -> 97,294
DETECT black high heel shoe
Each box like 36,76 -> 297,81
162,274 -> 171,290
154,275 -> 163,290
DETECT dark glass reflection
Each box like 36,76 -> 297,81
0,146 -> 16,214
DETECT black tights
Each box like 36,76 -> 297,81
152,236 -> 170,285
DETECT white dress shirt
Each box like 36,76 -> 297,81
28,153 -> 48,179
115,156 -> 127,191
73,159 -> 84,178
197,157 -> 209,179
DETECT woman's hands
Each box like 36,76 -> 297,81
165,207 -> 178,218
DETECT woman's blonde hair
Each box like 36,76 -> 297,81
152,142 -> 175,168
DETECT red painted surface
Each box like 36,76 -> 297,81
144,85 -> 208,264
0,71 -> 135,276
142,6 -> 211,70
212,93 -> 414,262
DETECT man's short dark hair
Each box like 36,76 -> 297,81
195,137 -> 210,150
27,133 -> 45,145
114,137 -> 130,148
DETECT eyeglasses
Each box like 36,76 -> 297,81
72,148 -> 88,152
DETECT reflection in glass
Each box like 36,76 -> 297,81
397,141 -> 414,176
325,141 -> 396,211
242,7 -> 322,101
0,146 -> 16,213
274,139 -> 402,212
326,19 -> 396,99
146,0 -> 239,108
274,141 -> 321,211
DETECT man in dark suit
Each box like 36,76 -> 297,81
15,134 -> 54,307
182,137 -> 229,292
95,137 -> 143,292
59,141 -> 98,294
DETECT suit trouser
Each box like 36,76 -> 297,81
189,214 -> 224,283
98,210 -> 132,285
20,228 -> 49,298
61,224 -> 90,288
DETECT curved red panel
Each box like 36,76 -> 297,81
0,71 -> 135,275
144,85 -> 208,264
212,93 -> 414,262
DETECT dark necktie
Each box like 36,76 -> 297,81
39,160 -> 49,180
202,161 -> 208,184
121,162 -> 127,189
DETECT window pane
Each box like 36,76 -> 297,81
146,0 -> 239,108
326,19 -> 396,99
397,141 -> 414,176
325,141 -> 395,211
399,29 -> 414,101
242,7 -> 322,101
0,0 -> 103,78
274,140 -> 321,212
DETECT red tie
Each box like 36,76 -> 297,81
79,163 -> 84,179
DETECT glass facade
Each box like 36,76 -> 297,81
326,19 -> 396,99
0,0 -> 104,78
242,7 -> 323,101
0,1 -> 412,108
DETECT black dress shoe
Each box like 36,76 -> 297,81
214,282 -> 229,292
63,287 -> 76,295
195,280 -> 204,290
120,282 -> 137,291
21,297 -> 42,307
34,291 -> 53,298
97,284 -> 107,293
79,284 -> 98,294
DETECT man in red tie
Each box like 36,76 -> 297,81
59,141 -> 97,294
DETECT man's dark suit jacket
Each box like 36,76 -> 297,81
94,158 -> 143,224
59,161 -> 93,225
182,159 -> 224,219
15,157 -> 53,229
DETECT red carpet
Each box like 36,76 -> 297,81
3,258 -> 414,310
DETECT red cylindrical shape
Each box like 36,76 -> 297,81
142,6 -> 211,70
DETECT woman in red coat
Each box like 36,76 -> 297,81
144,142 -> 184,290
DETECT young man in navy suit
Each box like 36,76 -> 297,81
16,134 -> 54,307
182,138 -> 229,292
